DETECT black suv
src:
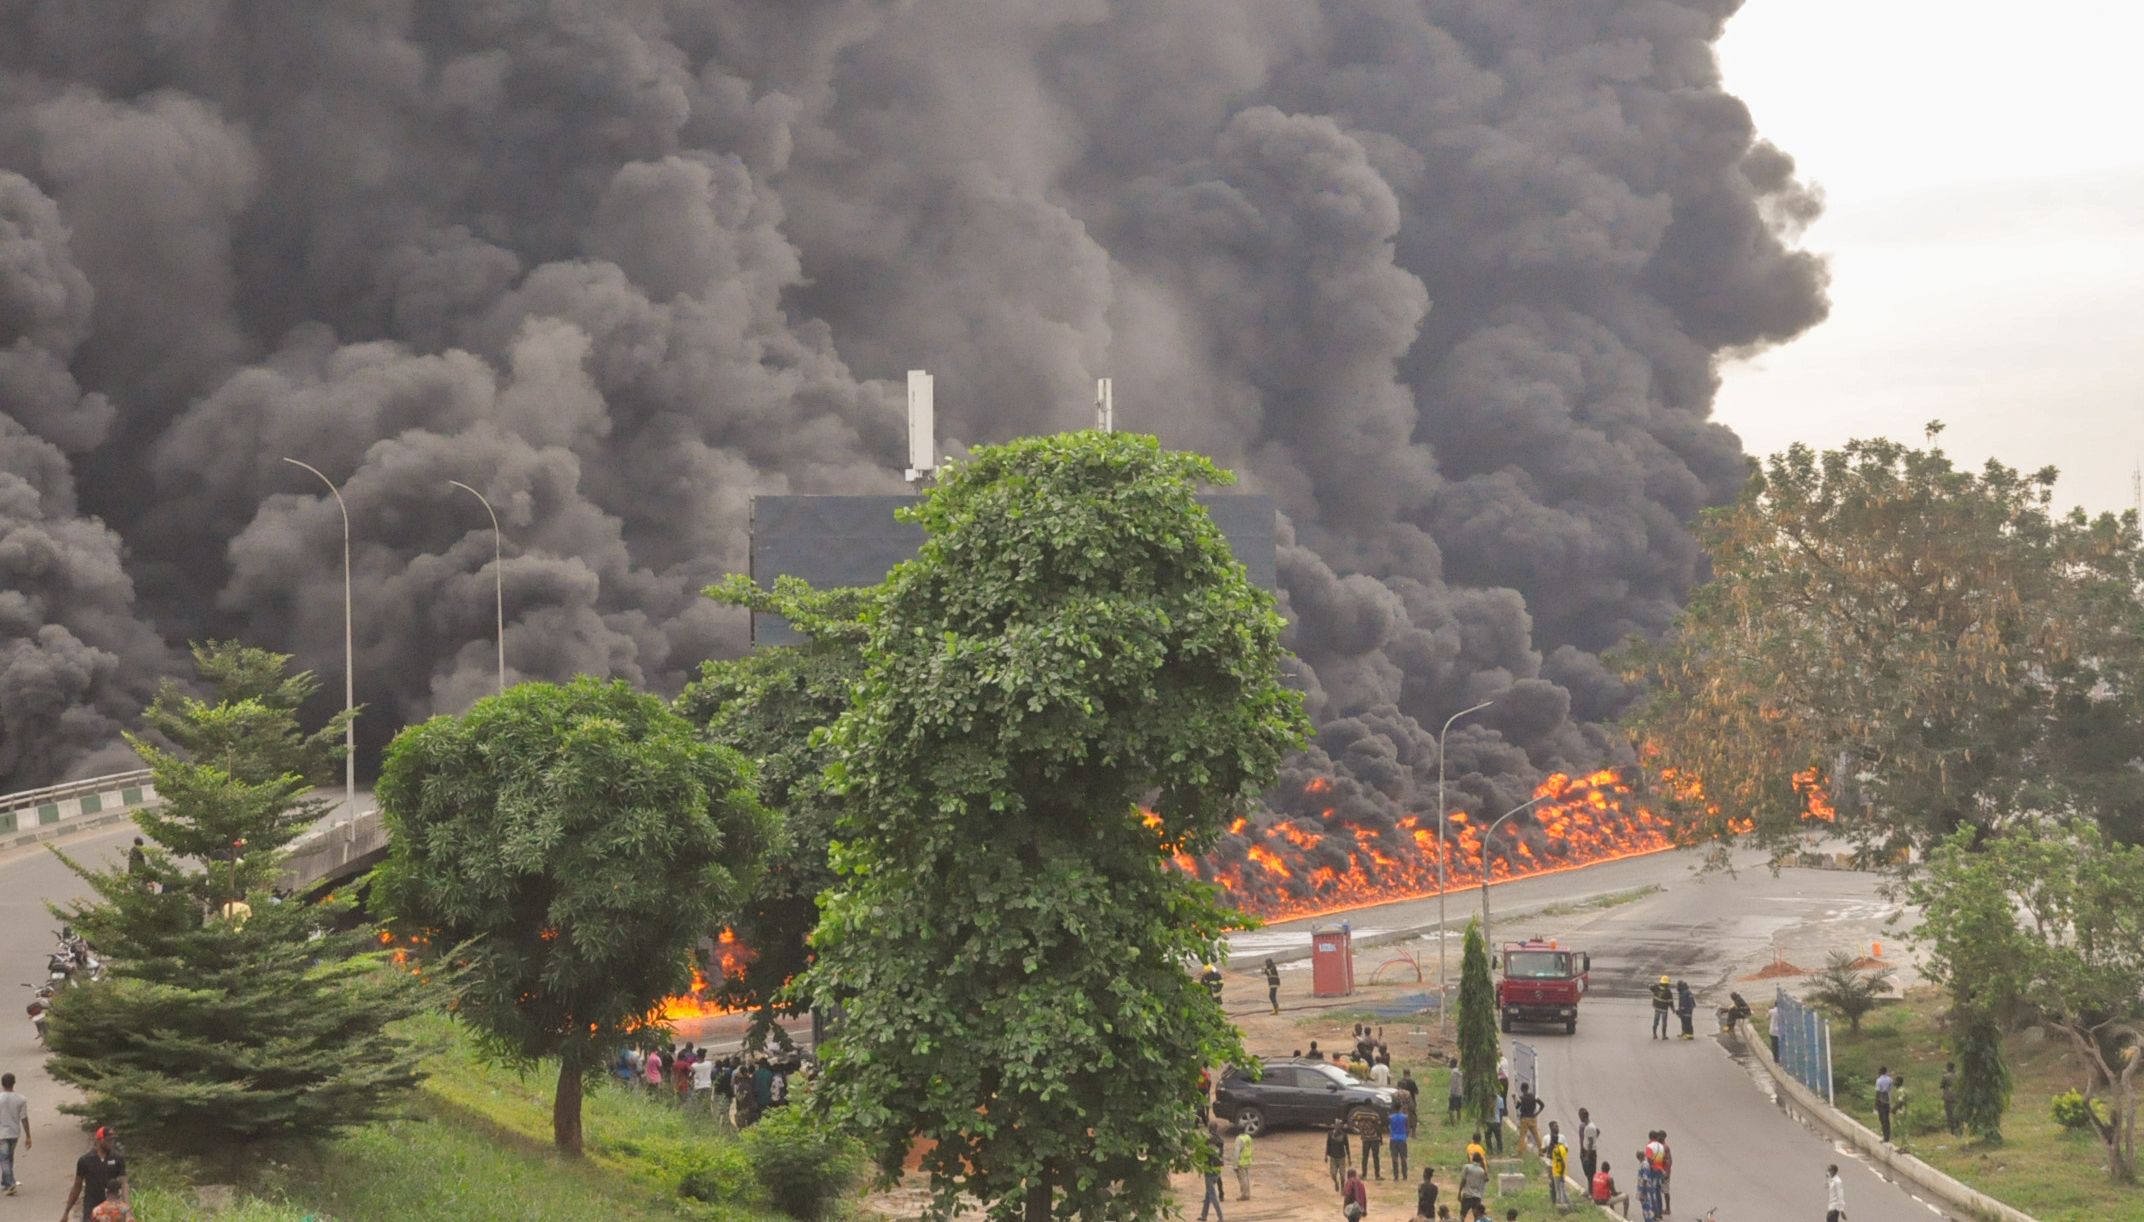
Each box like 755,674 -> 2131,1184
1212,1058 -> 1397,1136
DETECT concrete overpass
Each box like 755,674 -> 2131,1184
2,770 -> 385,893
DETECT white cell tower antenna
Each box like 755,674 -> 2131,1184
905,369 -> 936,482
1096,378 -> 1114,433
2132,458 -> 2141,521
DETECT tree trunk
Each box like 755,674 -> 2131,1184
554,1056 -> 585,1155
1025,1162 -> 1052,1222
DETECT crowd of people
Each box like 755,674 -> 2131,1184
610,1042 -> 813,1129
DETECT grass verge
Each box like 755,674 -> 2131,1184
1779,988 -> 2144,1222
131,1013 -> 789,1221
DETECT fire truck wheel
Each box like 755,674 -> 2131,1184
1500,1010 -> 1513,1034
1565,1017 -> 1577,1035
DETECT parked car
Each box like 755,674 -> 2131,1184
1211,1057 -> 1397,1136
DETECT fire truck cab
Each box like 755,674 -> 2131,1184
1496,938 -> 1590,1034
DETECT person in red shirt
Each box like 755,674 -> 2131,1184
90,1181 -> 135,1222
1591,1158 -> 1630,1217
1340,1166 -> 1369,1218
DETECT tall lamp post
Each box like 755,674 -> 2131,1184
1479,792 -> 1551,951
448,480 -> 506,695
1436,700 -> 1495,1017
282,458 -> 356,828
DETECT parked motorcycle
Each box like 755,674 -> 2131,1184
24,981 -> 55,1042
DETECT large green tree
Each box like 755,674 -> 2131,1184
46,645 -> 421,1156
1913,825 -> 2144,1179
375,678 -> 771,1153
676,576 -> 870,1046
1455,920 -> 1499,1128
1623,428 -> 2144,858
801,432 -> 1308,1221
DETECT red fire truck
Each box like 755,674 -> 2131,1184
1497,938 -> 1591,1034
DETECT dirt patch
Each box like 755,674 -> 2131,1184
1745,959 -> 1806,980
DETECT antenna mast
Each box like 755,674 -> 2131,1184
905,370 -> 936,483
1096,378 -> 1114,433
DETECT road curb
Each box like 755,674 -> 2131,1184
1728,1025 -> 2039,1222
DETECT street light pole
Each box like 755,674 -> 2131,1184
448,481 -> 506,695
1479,793 -> 1551,951
1437,701 -> 1494,1017
282,458 -> 356,828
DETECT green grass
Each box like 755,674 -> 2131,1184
1786,989 -> 2144,1222
130,1014 -> 789,1221
1534,884 -> 1662,918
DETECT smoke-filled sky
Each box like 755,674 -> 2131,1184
1,0 -> 1826,853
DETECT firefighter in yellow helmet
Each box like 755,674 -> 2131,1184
1650,975 -> 1675,1040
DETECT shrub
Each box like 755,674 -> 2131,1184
741,1105 -> 864,1220
2050,1089 -> 2110,1131
677,1141 -> 757,1204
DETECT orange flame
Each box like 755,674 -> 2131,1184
1178,769 -> 1677,921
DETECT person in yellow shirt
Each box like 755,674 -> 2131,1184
1466,1131 -> 1487,1165
1548,1134 -> 1571,1208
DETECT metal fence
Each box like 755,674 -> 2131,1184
1774,986 -> 1834,1105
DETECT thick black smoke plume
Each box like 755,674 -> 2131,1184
0,2 -> 1825,890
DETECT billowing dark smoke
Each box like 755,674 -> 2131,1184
0,0 -> 1825,905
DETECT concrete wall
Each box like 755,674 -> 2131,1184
0,772 -> 157,846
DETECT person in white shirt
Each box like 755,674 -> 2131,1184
1825,1163 -> 1848,1221
0,1072 -> 30,1196
1369,1061 -> 1390,1086
1769,1004 -> 1783,1060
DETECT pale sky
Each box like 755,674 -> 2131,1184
1715,1 -> 2144,516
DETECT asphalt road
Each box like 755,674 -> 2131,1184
1253,851 -> 1947,1220
1,819 -> 136,1217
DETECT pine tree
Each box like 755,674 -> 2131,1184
1457,919 -> 1500,1129
44,645 -> 424,1156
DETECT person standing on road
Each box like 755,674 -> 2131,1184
1446,1062 -> 1464,1123
1941,1061 -> 1959,1134
1825,1162 -> 1848,1221
1513,1082 -> 1544,1155
1198,1142 -> 1226,1222
1397,1067 -> 1421,1128
0,1073 -> 29,1196
1326,1119 -> 1353,1191
1388,1105 -> 1411,1181
1650,975 -> 1674,1039
1416,1167 -> 1438,1219
1457,1154 -> 1488,1220
1652,1130 -> 1674,1214
1873,1066 -> 1895,1142
1769,1003 -> 1783,1060
1361,1110 -> 1386,1180
1674,980 -> 1696,1040
1233,1124 -> 1253,1200
59,1126 -> 126,1222
1577,1107 -> 1600,1185
1264,958 -> 1281,1014
1340,1167 -> 1369,1220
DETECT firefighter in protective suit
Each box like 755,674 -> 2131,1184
1649,975 -> 1675,1040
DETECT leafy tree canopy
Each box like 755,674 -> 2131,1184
802,432 -> 1308,1221
676,575 -> 873,1044
375,677 -> 772,1152
1623,427 -> 2144,858
1912,825 -> 2144,1179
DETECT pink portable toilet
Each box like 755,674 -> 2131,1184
1311,925 -> 1355,997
